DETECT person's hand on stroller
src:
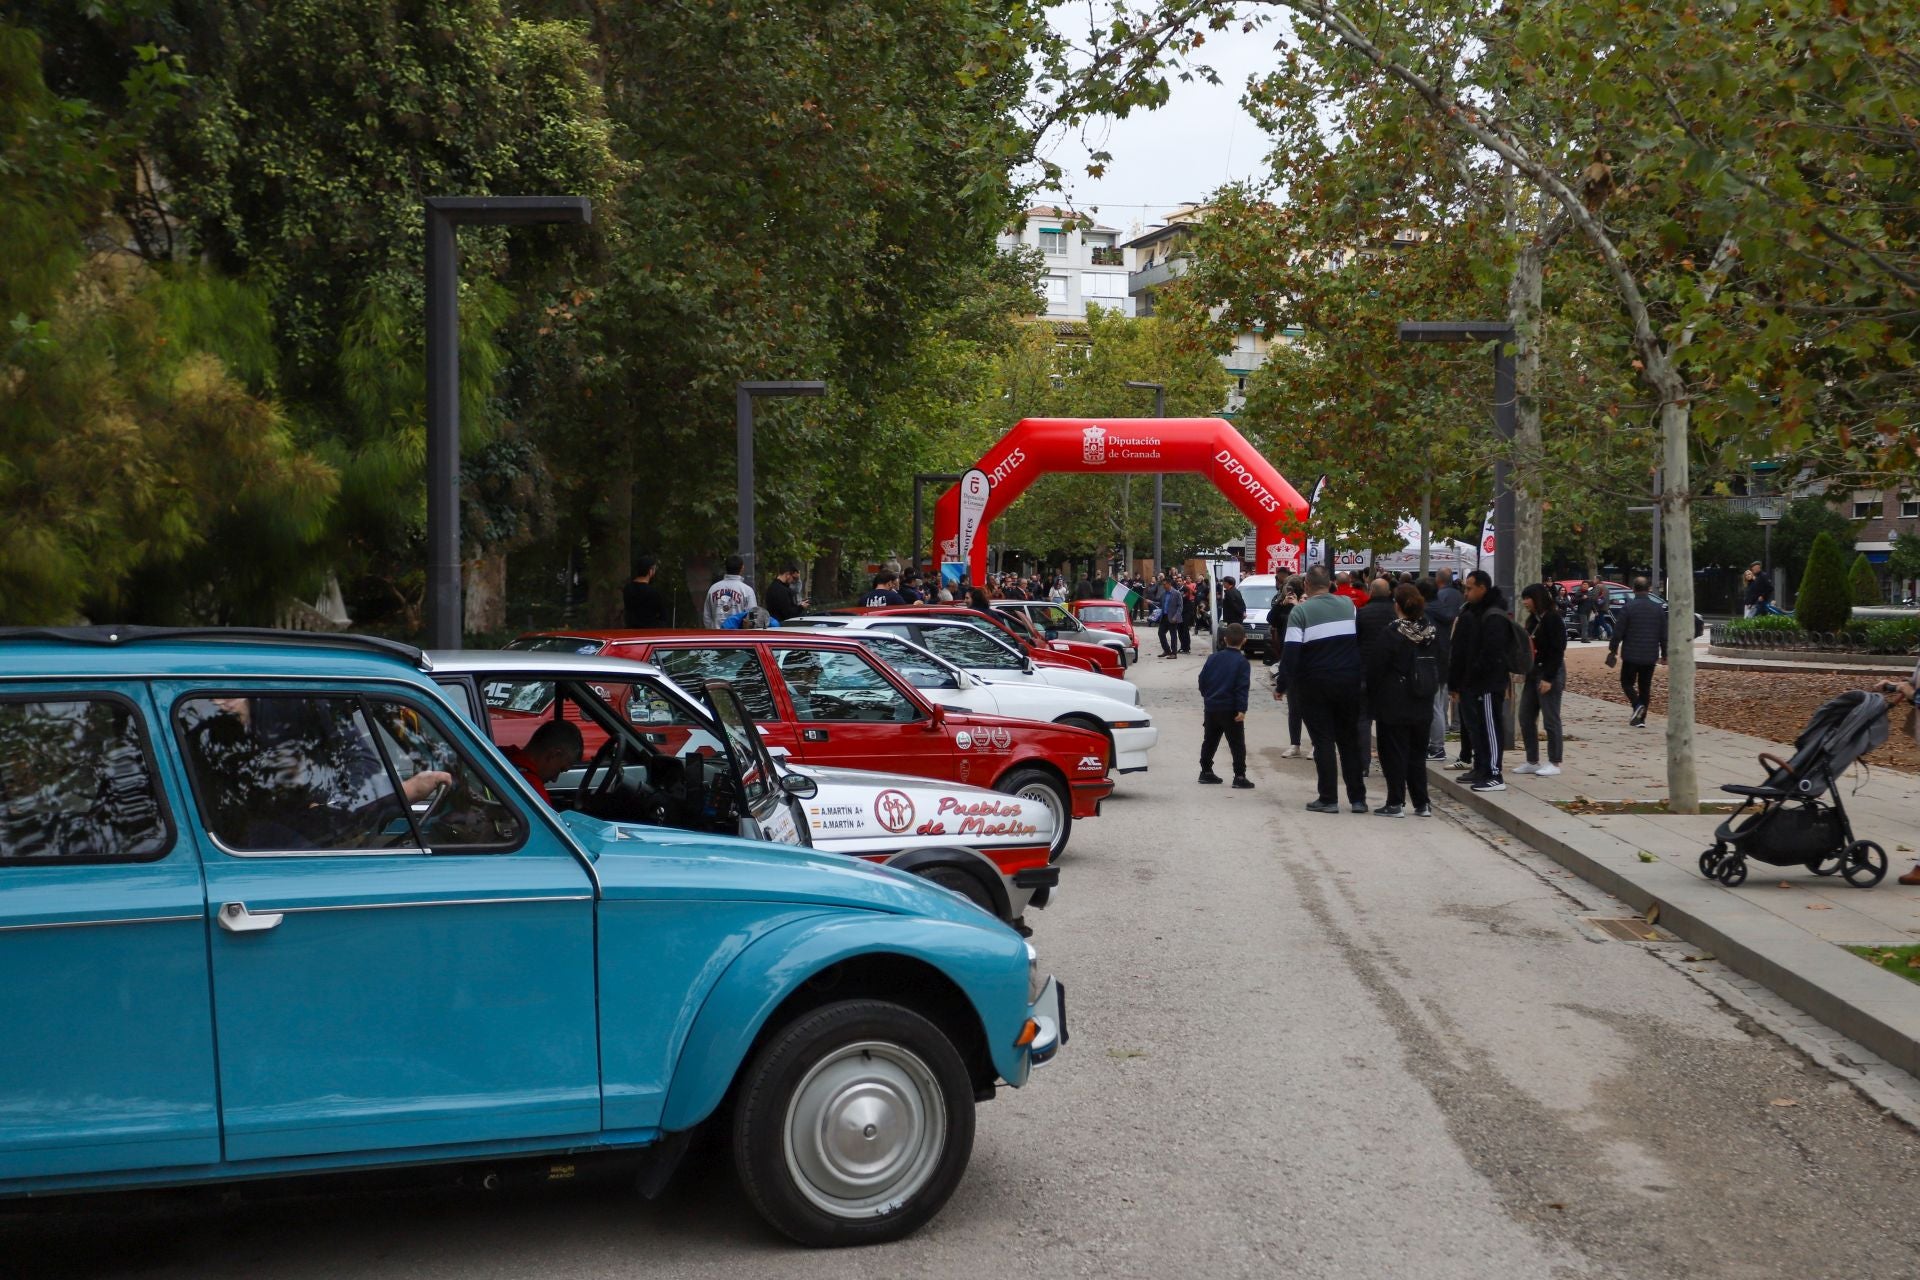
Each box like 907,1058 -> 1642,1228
1875,679 -> 1914,705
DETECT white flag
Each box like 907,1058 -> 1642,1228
1303,473 -> 1329,569
957,468 -> 991,561
1477,507 -> 1496,567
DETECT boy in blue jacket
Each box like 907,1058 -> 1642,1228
1198,623 -> 1255,789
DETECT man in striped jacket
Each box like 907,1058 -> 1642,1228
1276,565 -> 1368,813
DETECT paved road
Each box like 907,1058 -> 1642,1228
10,645 -> 1920,1279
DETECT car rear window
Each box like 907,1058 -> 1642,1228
1079,604 -> 1128,623
648,648 -> 779,720
0,696 -> 171,864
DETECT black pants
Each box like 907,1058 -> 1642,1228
1200,709 -> 1246,777
1462,687 -> 1506,782
1619,660 -> 1655,710
1178,621 -> 1192,653
1296,682 -> 1366,804
1376,716 -> 1432,808
1159,619 -> 1178,655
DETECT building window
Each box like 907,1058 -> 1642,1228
1901,495 -> 1919,519
1038,228 -> 1066,256
1854,499 -> 1880,519
1042,274 -> 1068,310
1081,273 -> 1126,300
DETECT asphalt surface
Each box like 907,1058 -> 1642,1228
8,641 -> 1920,1280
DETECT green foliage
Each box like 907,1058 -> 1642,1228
1692,504 -> 1764,570
1772,496 -> 1857,591
1848,553 -> 1883,606
1859,617 -> 1920,654
1888,531 -> 1920,586
1721,615 -> 1804,638
1795,532 -> 1854,633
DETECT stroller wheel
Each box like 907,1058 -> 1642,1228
1716,855 -> 1749,888
1807,853 -> 1843,876
1843,840 -> 1888,888
1698,847 -> 1723,878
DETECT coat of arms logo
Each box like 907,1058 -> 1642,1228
1081,425 -> 1107,465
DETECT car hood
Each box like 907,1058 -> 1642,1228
1025,666 -> 1138,704
557,810 -> 1001,925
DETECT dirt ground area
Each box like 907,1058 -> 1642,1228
1561,641 -> 1920,775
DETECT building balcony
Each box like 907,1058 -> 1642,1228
1089,246 -> 1123,266
1128,256 -> 1187,295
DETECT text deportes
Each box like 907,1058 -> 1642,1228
1214,450 -> 1283,513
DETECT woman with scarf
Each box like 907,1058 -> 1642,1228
1365,583 -> 1439,817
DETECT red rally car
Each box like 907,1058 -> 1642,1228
513,630 -> 1113,860
1068,598 -> 1142,654
828,605 -> 1123,676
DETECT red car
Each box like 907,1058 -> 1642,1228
1068,598 -> 1141,653
829,605 -> 1120,675
514,630 -> 1113,860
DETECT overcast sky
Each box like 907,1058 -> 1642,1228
1032,13 -> 1288,236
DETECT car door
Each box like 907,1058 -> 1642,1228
0,684 -> 221,1181
765,645 -> 943,776
642,644 -> 795,755
161,681 -> 600,1164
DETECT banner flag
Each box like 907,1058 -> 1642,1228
1102,578 -> 1141,608
1303,473 -> 1329,569
956,468 -> 990,562
1477,507 -> 1496,567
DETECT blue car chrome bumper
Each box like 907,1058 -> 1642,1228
1028,976 -> 1067,1067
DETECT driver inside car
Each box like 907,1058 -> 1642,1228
502,720 -> 583,804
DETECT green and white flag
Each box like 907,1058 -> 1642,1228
1102,578 -> 1140,608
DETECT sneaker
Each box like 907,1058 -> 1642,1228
1426,748 -> 1447,761
1373,804 -> 1405,818
1535,763 -> 1562,776
1448,758 -> 1474,771
1413,804 -> 1433,817
1349,801 -> 1368,813
1629,704 -> 1648,727
1280,745 -> 1300,759
1511,761 -> 1540,775
1198,771 -> 1224,785
1305,798 -> 1341,814
1471,778 -> 1507,792
1232,776 -> 1255,790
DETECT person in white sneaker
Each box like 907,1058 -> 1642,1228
1514,583 -> 1566,777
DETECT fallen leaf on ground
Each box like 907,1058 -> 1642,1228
1637,851 -> 1657,863
1769,1098 -> 1799,1107
1683,954 -> 1715,962
1778,881 -> 1793,889
1108,1048 -> 1149,1059
1644,903 -> 1660,924
1807,903 -> 1834,911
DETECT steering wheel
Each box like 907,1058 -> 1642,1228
577,738 -> 626,812
412,779 -> 456,829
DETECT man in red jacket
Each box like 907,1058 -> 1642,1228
503,720 -> 584,803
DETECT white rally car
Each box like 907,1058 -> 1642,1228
794,614 -> 1142,706
783,626 -> 1157,774
428,651 -> 1059,929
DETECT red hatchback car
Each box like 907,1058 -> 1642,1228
513,630 -> 1113,860
829,606 -> 1121,676
1068,599 -> 1140,652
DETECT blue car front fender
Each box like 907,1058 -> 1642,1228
658,912 -> 1031,1132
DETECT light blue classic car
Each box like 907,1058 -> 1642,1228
0,628 -> 1064,1246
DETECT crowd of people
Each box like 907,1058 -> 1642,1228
1222,564 -> 1606,815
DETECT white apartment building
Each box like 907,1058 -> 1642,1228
998,206 -> 1135,321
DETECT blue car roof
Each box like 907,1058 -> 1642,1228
0,627 -> 434,684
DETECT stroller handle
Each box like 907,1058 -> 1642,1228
1757,751 -> 1790,774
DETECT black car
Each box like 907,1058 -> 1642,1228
1580,588 -> 1704,642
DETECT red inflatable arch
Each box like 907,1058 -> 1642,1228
932,417 -> 1309,583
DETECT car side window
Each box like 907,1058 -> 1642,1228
862,636 -> 958,689
650,648 -> 779,720
175,694 -> 525,855
920,625 -> 1023,670
0,696 -> 171,864
772,649 -> 920,723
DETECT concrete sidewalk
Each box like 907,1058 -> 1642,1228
1430,691 -> 1920,1075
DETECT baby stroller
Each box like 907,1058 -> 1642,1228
1698,690 -> 1890,888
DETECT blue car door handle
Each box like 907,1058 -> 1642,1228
217,902 -> 284,934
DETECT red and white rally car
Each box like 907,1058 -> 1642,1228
430,650 -> 1060,928
512,630 -> 1114,861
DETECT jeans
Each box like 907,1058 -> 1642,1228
1462,687 -> 1506,782
1619,660 -> 1655,710
1429,682 -> 1450,754
1200,709 -> 1247,777
1296,682 -> 1367,805
1518,667 -> 1565,764
1376,717 -> 1432,808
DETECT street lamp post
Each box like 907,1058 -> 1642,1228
736,380 -> 827,591
424,195 -> 591,649
1397,322 -> 1516,602
1126,380 -> 1167,575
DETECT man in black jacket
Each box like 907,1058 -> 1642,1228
766,561 -> 809,622
622,556 -> 667,628
1220,577 -> 1247,626
1608,576 -> 1667,726
1448,569 -> 1513,791
1354,577 -> 1397,770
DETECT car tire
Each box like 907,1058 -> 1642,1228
996,766 -> 1071,862
920,863 -> 999,915
731,1000 -> 975,1247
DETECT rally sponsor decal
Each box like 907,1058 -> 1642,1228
912,795 -> 1041,840
1078,755 -> 1105,771
807,801 -> 865,832
955,730 -> 972,750
874,789 -> 915,834
989,727 -> 1012,749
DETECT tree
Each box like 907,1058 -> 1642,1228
1795,533 -> 1853,633
1772,497 -> 1857,596
1889,531 -> 1920,592
1848,553 -> 1883,607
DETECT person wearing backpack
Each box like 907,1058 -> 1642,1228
1366,584 -> 1439,816
1513,583 -> 1568,777
1448,569 -> 1515,791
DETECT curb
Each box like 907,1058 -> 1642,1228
1431,764 -> 1920,1077
1704,645 -> 1911,673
